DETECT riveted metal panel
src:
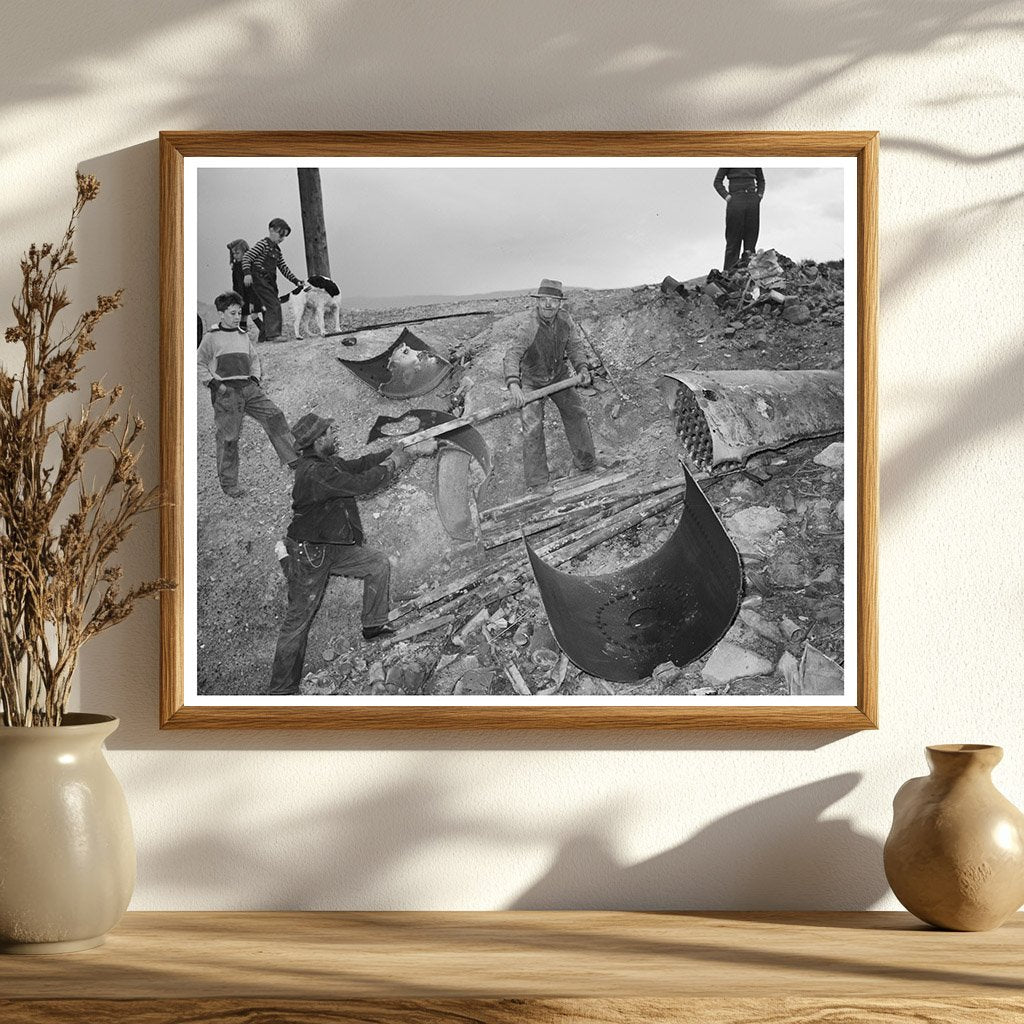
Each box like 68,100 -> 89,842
525,467 -> 742,682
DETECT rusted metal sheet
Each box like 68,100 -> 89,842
368,409 -> 492,541
525,467 -> 742,682
337,328 -> 454,399
658,369 -> 843,469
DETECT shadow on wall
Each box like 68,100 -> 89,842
1,0 -> 1019,243
132,761 -> 884,909
511,773 -> 886,910
2,0 -> 1016,130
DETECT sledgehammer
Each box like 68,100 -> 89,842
386,374 -> 585,449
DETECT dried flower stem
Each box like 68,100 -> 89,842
0,174 -> 174,726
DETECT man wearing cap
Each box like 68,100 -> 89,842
267,413 -> 434,695
503,279 -> 597,491
713,168 -> 765,271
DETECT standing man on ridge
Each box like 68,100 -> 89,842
713,168 -> 765,272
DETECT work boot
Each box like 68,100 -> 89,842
223,485 -> 248,498
362,623 -> 397,641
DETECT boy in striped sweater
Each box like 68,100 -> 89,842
198,291 -> 297,497
241,218 -> 309,343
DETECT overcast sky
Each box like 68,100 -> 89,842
196,164 -> 845,304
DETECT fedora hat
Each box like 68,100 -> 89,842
531,278 -> 564,299
292,412 -> 334,450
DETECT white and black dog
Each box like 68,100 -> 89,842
280,275 -> 342,338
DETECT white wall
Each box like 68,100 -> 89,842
2,0 -> 1021,910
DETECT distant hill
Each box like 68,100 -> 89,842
341,288 -> 531,310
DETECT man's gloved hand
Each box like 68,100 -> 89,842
386,448 -> 415,474
208,379 -> 225,393
508,382 -> 526,408
406,439 -> 438,458
577,366 -> 593,387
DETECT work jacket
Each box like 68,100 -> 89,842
713,168 -> 765,199
503,308 -> 589,388
286,449 -> 396,546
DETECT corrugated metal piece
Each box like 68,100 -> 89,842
658,370 -> 843,470
337,328 -> 454,399
525,466 -> 742,683
367,409 -> 492,541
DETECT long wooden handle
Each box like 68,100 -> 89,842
392,374 -> 584,448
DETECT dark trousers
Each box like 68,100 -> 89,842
519,375 -> 596,488
251,274 -> 284,342
231,266 -> 262,331
211,382 -> 296,491
724,192 -> 761,271
268,539 -> 391,694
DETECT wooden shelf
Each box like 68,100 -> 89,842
1,911 -> 1021,1022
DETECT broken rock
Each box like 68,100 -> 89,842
702,641 -> 773,685
782,304 -> 811,325
739,607 -> 784,643
455,667 -> 495,695
725,506 -> 788,556
790,644 -> 844,696
813,441 -> 844,469
652,661 -> 684,686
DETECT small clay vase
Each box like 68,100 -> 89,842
884,744 -> 1024,930
0,714 -> 135,953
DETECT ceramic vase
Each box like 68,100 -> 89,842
0,713 -> 135,953
884,744 -> 1024,931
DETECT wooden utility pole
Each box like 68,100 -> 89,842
297,168 -> 331,278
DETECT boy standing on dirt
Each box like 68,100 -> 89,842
241,218 -> 309,343
197,291 -> 297,498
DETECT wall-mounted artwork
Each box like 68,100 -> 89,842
160,131 -> 877,729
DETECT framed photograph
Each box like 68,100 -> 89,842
160,131 -> 877,730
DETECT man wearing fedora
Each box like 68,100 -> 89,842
267,412 -> 434,695
503,278 -> 597,491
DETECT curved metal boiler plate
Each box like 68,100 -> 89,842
337,328 -> 454,400
658,369 -> 843,470
525,467 -> 742,683
367,410 -> 492,541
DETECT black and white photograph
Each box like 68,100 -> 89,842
167,137 -> 871,726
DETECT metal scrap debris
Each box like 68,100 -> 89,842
658,369 -> 843,469
367,409 -> 492,542
338,328 -> 454,399
524,467 -> 742,682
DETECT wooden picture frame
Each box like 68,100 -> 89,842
160,131 -> 877,730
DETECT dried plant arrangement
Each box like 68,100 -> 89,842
0,174 -> 173,726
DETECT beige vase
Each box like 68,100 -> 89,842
0,713 -> 135,953
884,744 -> 1024,930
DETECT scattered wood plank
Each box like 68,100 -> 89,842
480,469 -> 635,522
383,614 -> 457,646
545,487 -> 686,565
505,663 -> 532,696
